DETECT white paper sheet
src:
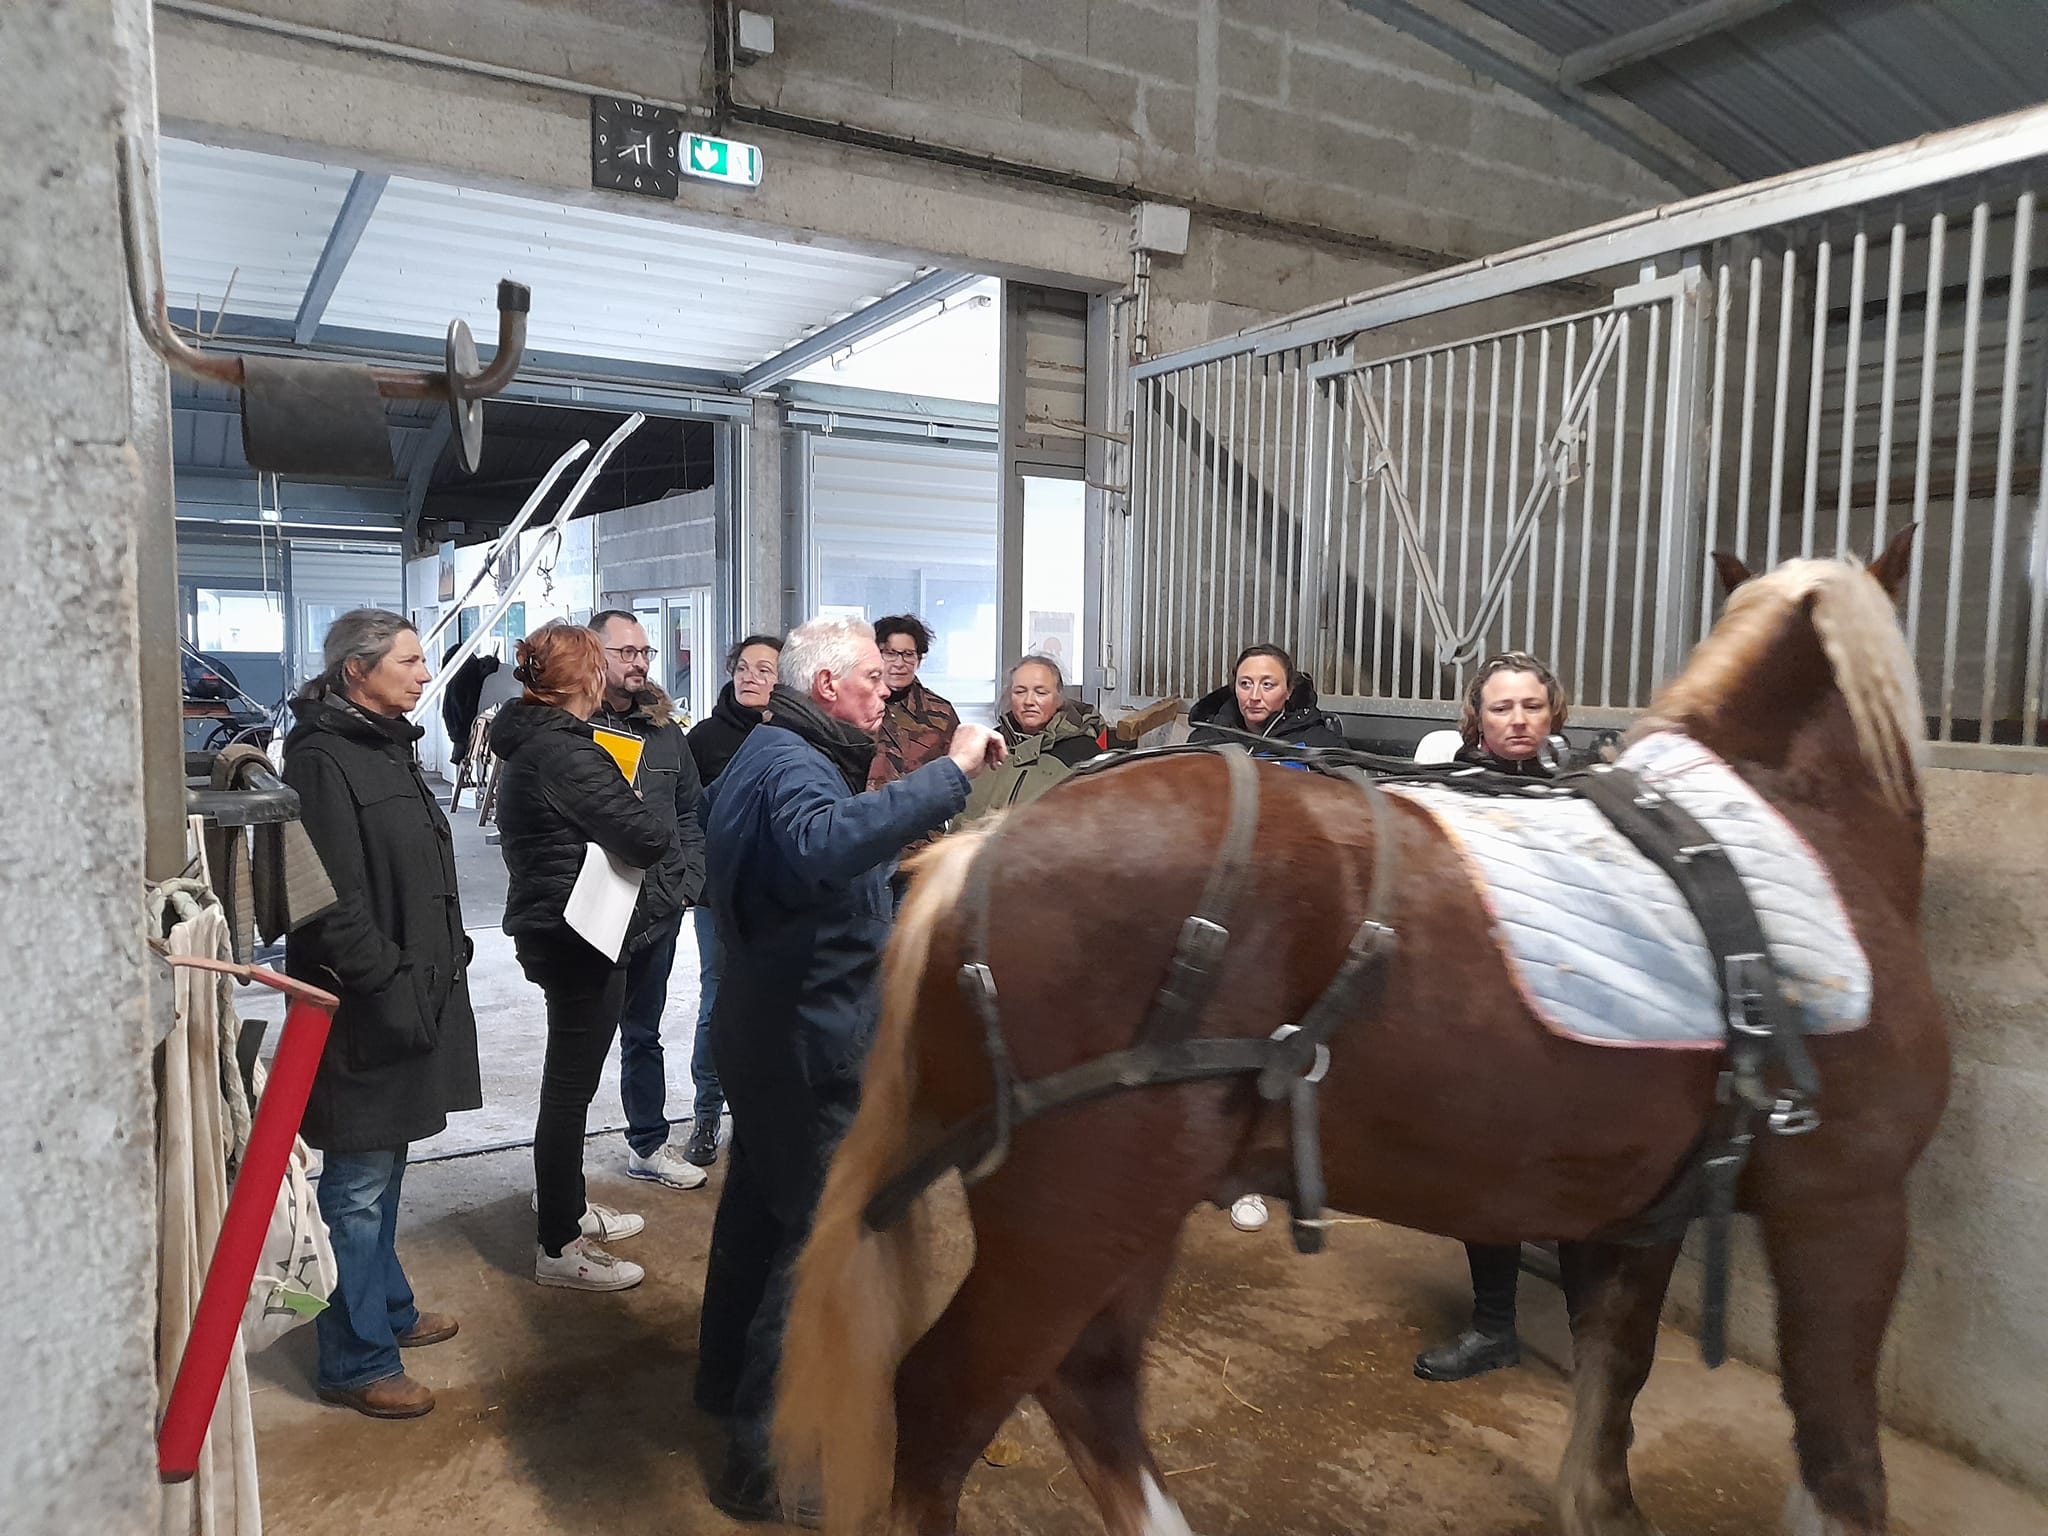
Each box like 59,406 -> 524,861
562,842 -> 645,963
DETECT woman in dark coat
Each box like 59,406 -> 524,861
679,633 -> 781,1166
284,609 -> 482,1420
1188,643 -> 1347,750
1413,650 -> 1592,1383
1187,643 -> 1346,1232
491,623 -> 671,1293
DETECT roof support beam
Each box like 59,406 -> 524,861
1334,0 -> 1714,194
293,170 -> 388,345
403,411 -> 453,546
1558,0 -> 1801,87
739,270 -> 981,395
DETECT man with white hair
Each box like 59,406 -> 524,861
696,614 -> 1005,1525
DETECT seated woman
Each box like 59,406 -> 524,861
956,655 -> 1108,825
1413,649 -> 1588,1383
1188,643 -> 1346,750
1188,644 -> 1344,1232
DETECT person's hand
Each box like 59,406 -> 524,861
946,724 -> 1007,779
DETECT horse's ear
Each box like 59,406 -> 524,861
1711,551 -> 1754,595
1868,524 -> 1917,600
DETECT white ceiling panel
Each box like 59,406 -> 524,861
157,139 -> 357,320
155,139 -> 943,376
322,177 -> 927,372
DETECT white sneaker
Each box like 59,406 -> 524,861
531,1191 -> 646,1242
1230,1194 -> 1270,1232
627,1142 -> 709,1190
535,1237 -> 645,1292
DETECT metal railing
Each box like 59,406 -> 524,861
1120,105 -> 2048,762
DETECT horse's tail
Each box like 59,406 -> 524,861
775,824 -> 990,1534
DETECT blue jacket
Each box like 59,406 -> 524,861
705,723 -> 969,1088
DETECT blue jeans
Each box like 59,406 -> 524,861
689,904 -> 724,1126
619,915 -> 683,1158
313,1148 -> 417,1391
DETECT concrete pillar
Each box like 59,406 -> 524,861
744,397 -> 788,633
0,1 -> 169,1530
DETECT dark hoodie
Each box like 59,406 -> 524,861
1452,740 -> 1557,778
687,681 -> 768,786
1188,676 -> 1347,750
489,699 -> 672,955
282,691 -> 482,1152
590,684 -> 706,941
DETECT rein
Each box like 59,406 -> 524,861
861,740 -> 1825,1366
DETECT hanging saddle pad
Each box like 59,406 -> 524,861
1384,732 -> 1870,1047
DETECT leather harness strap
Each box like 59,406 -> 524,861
864,748 -> 1381,1245
1564,760 -> 1822,1367
860,740 -> 1826,1368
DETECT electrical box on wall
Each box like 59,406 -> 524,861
735,10 -> 776,61
1130,202 -> 1191,257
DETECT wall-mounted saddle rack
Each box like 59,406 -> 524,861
116,135 -> 529,479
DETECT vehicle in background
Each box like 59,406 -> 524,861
182,641 -> 281,756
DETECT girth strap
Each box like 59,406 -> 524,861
1566,760 -> 1821,1368
863,1036 -> 1281,1232
1132,746 -> 1260,1057
1260,768 -> 1401,1253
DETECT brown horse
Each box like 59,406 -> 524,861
777,533 -> 1948,1536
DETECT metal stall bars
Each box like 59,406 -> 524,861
1122,104 -> 2048,766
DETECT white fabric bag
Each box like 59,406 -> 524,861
240,1075 -> 337,1351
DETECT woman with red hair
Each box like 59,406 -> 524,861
490,623 -> 671,1292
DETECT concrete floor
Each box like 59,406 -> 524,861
247,1143 -> 2047,1536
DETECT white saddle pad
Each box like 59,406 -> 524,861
1384,732 -> 1870,1048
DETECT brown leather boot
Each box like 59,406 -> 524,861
395,1312 -> 459,1348
317,1373 -> 435,1419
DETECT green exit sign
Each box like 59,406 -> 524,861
683,133 -> 764,188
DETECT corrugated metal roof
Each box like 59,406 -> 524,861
1458,0 -> 2048,182
156,138 -> 929,375
157,140 -> 355,320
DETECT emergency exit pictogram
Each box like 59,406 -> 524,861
684,133 -> 764,187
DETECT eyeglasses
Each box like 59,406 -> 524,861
604,646 -> 657,663
881,648 -> 921,663
733,662 -> 779,680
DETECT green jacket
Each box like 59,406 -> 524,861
958,704 -> 1108,826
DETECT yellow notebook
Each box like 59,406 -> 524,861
590,727 -> 644,784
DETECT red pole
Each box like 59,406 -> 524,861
157,962 -> 335,1483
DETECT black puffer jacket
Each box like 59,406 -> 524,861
283,693 -> 482,1153
1188,677 -> 1347,749
1453,741 -> 1557,778
687,681 -> 767,786
490,700 -> 672,953
590,685 -> 706,945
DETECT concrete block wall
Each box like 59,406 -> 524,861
1667,766 -> 2048,1496
595,488 -> 719,597
156,1 -> 1695,361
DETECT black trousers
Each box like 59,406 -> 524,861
520,935 -> 629,1257
696,1063 -> 859,1462
1467,1240 -> 1594,1335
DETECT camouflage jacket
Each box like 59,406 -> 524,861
868,677 -> 960,792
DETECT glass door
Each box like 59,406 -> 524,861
1019,473 -> 1087,685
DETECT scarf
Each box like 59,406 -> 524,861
764,684 -> 877,794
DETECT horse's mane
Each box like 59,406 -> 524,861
1637,558 -> 1926,813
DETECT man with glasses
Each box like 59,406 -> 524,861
868,615 -> 961,793
588,610 -> 709,1192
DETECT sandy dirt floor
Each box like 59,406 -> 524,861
246,1141 -> 2046,1535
